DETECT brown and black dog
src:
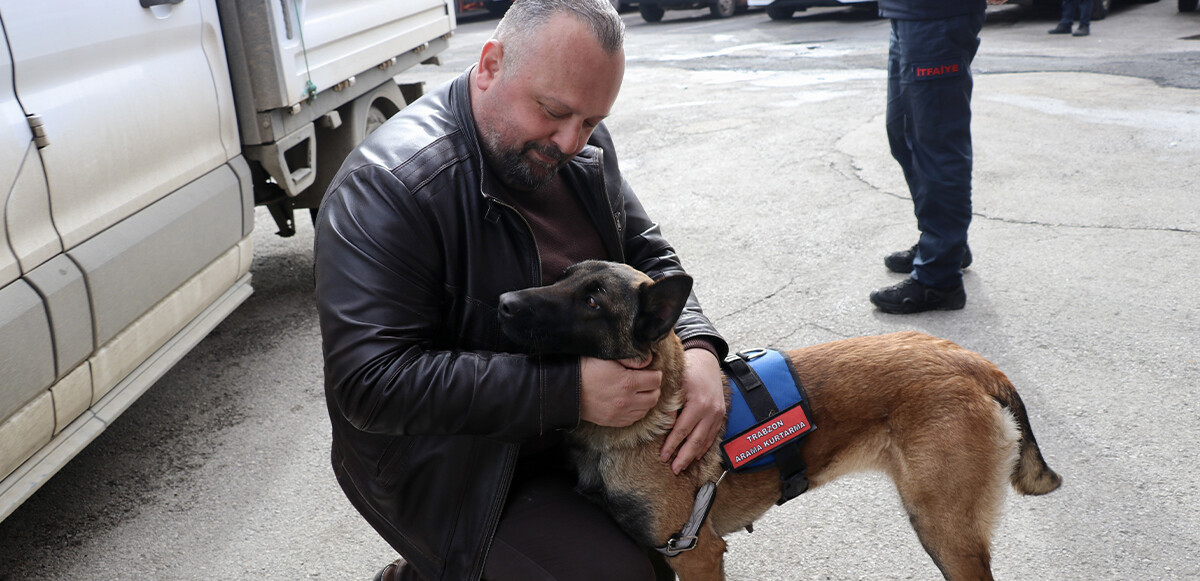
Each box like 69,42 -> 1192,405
498,260 -> 1061,581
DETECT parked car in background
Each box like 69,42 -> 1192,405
637,0 -> 747,21
458,0 -> 628,17
753,0 -> 1122,19
453,0 -> 514,16
749,0 -> 875,20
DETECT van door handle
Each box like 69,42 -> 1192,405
140,0 -> 184,7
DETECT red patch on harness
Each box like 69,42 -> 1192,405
721,402 -> 814,470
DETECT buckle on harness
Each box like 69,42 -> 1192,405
654,473 -> 725,557
661,534 -> 699,557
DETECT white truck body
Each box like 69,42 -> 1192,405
0,0 -> 454,522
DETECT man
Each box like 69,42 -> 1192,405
313,1 -> 728,580
869,0 -> 1004,314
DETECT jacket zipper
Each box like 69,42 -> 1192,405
470,195 -> 537,580
473,444 -> 518,580
592,149 -> 625,263
482,194 -> 543,287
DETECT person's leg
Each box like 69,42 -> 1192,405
885,21 -> 917,194
894,14 -> 983,291
483,459 -> 660,581
1050,0 -> 1074,32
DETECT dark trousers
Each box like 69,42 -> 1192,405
885,13 -> 985,289
385,456 -> 669,581
1060,0 -> 1093,26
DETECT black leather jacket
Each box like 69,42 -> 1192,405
313,69 -> 727,581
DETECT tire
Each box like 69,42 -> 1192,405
302,84 -> 405,212
640,4 -> 666,21
766,5 -> 795,19
710,0 -> 736,17
485,1 -> 512,17
1181,0 -> 1198,11
1091,0 -> 1109,19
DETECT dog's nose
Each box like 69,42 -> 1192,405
498,293 -> 518,317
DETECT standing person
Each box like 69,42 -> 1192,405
1049,0 -> 1093,36
313,1 -> 728,580
869,0 -> 1005,314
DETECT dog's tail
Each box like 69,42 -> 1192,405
989,375 -> 1063,496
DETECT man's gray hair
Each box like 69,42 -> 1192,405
493,0 -> 625,71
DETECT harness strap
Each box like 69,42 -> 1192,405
725,351 -> 811,504
655,472 -> 725,557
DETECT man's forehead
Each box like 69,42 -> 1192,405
516,22 -> 623,113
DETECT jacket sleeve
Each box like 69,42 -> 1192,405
590,125 -> 730,361
314,163 -> 580,442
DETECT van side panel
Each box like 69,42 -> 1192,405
0,23 -> 26,288
5,145 -> 60,275
25,256 -> 94,379
0,281 -> 55,423
0,0 -> 231,249
68,165 -> 244,349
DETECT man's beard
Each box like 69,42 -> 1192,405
480,127 -> 571,191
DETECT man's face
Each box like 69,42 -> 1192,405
474,14 -> 625,191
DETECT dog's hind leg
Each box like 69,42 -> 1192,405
666,522 -> 728,581
888,401 -> 1017,580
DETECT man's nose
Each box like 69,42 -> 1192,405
550,121 -> 586,158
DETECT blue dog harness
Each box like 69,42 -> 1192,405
721,349 -> 816,503
656,349 -> 816,557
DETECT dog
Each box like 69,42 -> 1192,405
497,260 -> 1061,581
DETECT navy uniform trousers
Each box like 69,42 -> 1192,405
885,12 -> 985,289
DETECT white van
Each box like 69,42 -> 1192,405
0,0 -> 454,522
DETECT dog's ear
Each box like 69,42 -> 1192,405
634,273 -> 694,346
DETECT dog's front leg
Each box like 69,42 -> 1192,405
665,522 -> 727,581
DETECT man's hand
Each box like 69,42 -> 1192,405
579,356 -> 662,427
660,349 -> 725,475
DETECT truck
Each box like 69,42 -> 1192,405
0,0 -> 454,522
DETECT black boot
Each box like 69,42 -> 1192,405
883,244 -> 973,274
1072,24 -> 1090,36
1048,22 -> 1072,34
869,278 -> 966,314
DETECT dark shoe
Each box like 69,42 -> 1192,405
883,244 -> 973,274
1073,25 -> 1090,36
870,278 -> 966,314
374,559 -> 417,581
1048,23 -> 1072,34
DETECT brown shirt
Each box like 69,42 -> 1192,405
495,173 -> 608,286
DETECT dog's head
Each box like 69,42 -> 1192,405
498,260 -> 693,360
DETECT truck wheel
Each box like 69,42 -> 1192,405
640,4 -> 666,21
711,0 -> 736,17
1092,0 -> 1110,18
1181,0 -> 1198,11
766,5 -> 796,19
300,83 -> 406,215
486,1 -> 512,16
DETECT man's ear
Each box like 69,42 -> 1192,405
634,273 -> 694,347
476,40 -> 504,90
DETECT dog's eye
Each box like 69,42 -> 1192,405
585,296 -> 600,310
